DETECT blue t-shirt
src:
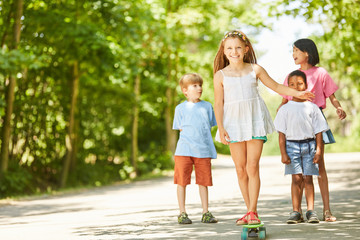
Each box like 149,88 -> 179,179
173,100 -> 217,159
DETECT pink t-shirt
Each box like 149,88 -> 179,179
282,66 -> 338,109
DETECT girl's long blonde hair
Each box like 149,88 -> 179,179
213,30 -> 257,74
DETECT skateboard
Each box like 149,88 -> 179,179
241,222 -> 266,239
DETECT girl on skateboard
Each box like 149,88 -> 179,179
213,30 -> 314,225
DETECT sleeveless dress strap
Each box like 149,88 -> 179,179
219,69 -> 225,77
250,64 -> 258,87
250,64 -> 255,71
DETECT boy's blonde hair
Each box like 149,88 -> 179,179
179,73 -> 203,89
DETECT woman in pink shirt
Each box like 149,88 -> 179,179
278,38 -> 346,222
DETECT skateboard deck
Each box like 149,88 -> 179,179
241,222 -> 266,239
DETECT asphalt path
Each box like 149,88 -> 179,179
1,152 -> 360,240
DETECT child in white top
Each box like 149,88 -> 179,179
213,30 -> 315,225
274,70 -> 329,224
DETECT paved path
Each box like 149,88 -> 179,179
1,153 -> 360,240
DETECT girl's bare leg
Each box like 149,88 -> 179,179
229,142 -> 250,210
318,158 -> 330,209
246,140 -> 263,213
318,144 -> 336,221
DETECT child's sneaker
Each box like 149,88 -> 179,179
178,212 -> 192,224
286,211 -> 303,224
306,210 -> 320,223
201,211 -> 218,223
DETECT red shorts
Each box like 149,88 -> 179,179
174,156 -> 213,186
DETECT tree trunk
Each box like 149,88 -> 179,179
60,61 -> 79,188
70,117 -> 79,172
0,2 -> 13,48
164,0 -> 177,156
165,51 -> 177,154
131,74 -> 140,175
0,0 -> 23,176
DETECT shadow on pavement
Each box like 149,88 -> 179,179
73,190 -> 360,240
74,155 -> 360,240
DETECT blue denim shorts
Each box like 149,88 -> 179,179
322,129 -> 336,144
285,140 -> 319,176
320,108 -> 336,144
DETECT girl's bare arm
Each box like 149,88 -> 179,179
329,93 -> 346,120
254,64 -> 314,101
213,71 -> 229,145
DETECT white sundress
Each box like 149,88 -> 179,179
215,67 -> 275,143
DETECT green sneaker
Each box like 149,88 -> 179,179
178,212 -> 192,224
287,211 -> 304,224
306,210 -> 320,223
201,211 -> 218,223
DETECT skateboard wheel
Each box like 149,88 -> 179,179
259,231 -> 266,239
259,226 -> 266,239
259,227 -> 266,239
241,231 -> 248,240
242,227 -> 249,232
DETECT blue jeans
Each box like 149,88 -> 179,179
285,140 -> 319,176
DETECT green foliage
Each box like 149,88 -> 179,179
0,164 -> 33,198
138,143 -> 174,175
0,49 -> 46,73
269,0 -> 360,86
268,0 -> 360,152
1,0 -> 357,199
66,160 -> 125,188
325,134 -> 360,153
0,0 -> 294,199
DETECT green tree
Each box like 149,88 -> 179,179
269,0 -> 359,87
0,0 -> 23,176
0,0 -> 267,198
269,0 -> 360,149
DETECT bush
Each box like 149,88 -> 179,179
0,167 -> 33,198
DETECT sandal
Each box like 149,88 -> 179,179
248,211 -> 261,225
324,210 -> 336,222
236,212 -> 249,225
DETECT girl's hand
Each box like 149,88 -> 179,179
219,129 -> 230,145
336,107 -> 347,120
297,91 -> 315,101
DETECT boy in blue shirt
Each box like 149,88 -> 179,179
173,73 -> 218,224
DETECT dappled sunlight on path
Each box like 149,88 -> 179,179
0,153 -> 359,239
